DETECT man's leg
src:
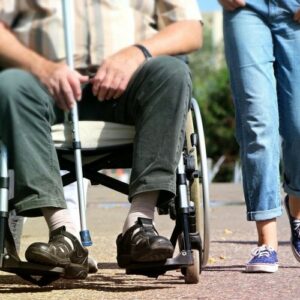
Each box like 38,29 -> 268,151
78,56 -> 191,265
0,69 -> 65,216
224,4 -> 280,272
62,175 -> 98,273
0,69 -> 88,277
125,57 -> 192,204
121,191 -> 159,235
117,56 -> 192,265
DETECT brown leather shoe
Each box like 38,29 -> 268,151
88,257 -> 99,273
25,226 -> 88,279
116,218 -> 174,268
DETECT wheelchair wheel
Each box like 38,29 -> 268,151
184,250 -> 200,284
185,98 -> 210,267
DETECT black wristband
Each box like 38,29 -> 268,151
133,44 -> 152,59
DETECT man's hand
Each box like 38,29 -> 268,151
218,0 -> 246,11
0,24 -> 89,110
90,46 -> 145,101
36,62 -> 89,111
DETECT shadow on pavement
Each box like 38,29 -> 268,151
212,240 -> 290,246
0,270 -> 182,293
204,265 -> 244,272
98,262 -> 119,269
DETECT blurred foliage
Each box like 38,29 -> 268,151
192,66 -> 238,159
188,21 -> 240,181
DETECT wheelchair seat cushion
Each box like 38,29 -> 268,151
52,121 -> 135,150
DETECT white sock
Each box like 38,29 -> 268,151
122,191 -> 159,235
61,170 -> 90,233
42,208 -> 81,245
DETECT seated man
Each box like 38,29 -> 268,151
0,0 -> 203,275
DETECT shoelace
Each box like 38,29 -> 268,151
292,219 -> 300,238
251,245 -> 274,258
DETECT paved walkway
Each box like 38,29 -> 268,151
0,183 -> 298,300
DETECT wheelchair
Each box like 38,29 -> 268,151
0,97 -> 210,285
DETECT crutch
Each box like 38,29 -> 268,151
0,141 -> 8,255
62,0 -> 92,246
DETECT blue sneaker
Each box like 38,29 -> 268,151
245,245 -> 278,273
284,196 -> 300,262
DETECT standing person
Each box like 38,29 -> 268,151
220,0 -> 300,272
0,0 -> 203,276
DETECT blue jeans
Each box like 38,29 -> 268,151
223,1 -> 300,221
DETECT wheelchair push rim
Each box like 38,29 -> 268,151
185,98 -> 210,267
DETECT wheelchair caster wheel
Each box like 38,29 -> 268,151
183,250 -> 200,284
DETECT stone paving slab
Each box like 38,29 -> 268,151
0,183 -> 298,300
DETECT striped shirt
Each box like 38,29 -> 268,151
0,0 -> 202,69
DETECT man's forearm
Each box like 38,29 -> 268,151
0,23 -> 49,77
0,23 -> 88,111
140,20 -> 203,57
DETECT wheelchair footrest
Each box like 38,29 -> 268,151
0,253 -> 65,286
125,251 -> 194,278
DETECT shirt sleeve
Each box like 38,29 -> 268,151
156,0 -> 202,29
0,0 -> 18,27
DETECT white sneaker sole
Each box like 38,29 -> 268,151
245,263 -> 278,273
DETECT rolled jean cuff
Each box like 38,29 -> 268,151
283,183 -> 300,198
247,206 -> 282,221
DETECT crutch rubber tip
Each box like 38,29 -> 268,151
80,230 -> 93,247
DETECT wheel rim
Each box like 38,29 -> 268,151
185,99 -> 210,266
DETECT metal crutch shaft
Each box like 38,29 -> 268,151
0,141 -> 9,255
62,0 -> 92,246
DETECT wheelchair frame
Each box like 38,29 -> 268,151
0,0 -> 210,286
0,98 -> 210,285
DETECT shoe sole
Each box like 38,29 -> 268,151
117,247 -> 174,268
134,247 -> 174,262
88,257 -> 99,274
26,250 -> 88,279
64,263 -> 88,279
245,263 -> 278,273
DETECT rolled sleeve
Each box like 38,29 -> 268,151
0,0 -> 18,26
156,0 -> 202,28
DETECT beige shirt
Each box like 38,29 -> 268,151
0,0 -> 202,69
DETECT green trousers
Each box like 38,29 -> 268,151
0,56 -> 191,217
